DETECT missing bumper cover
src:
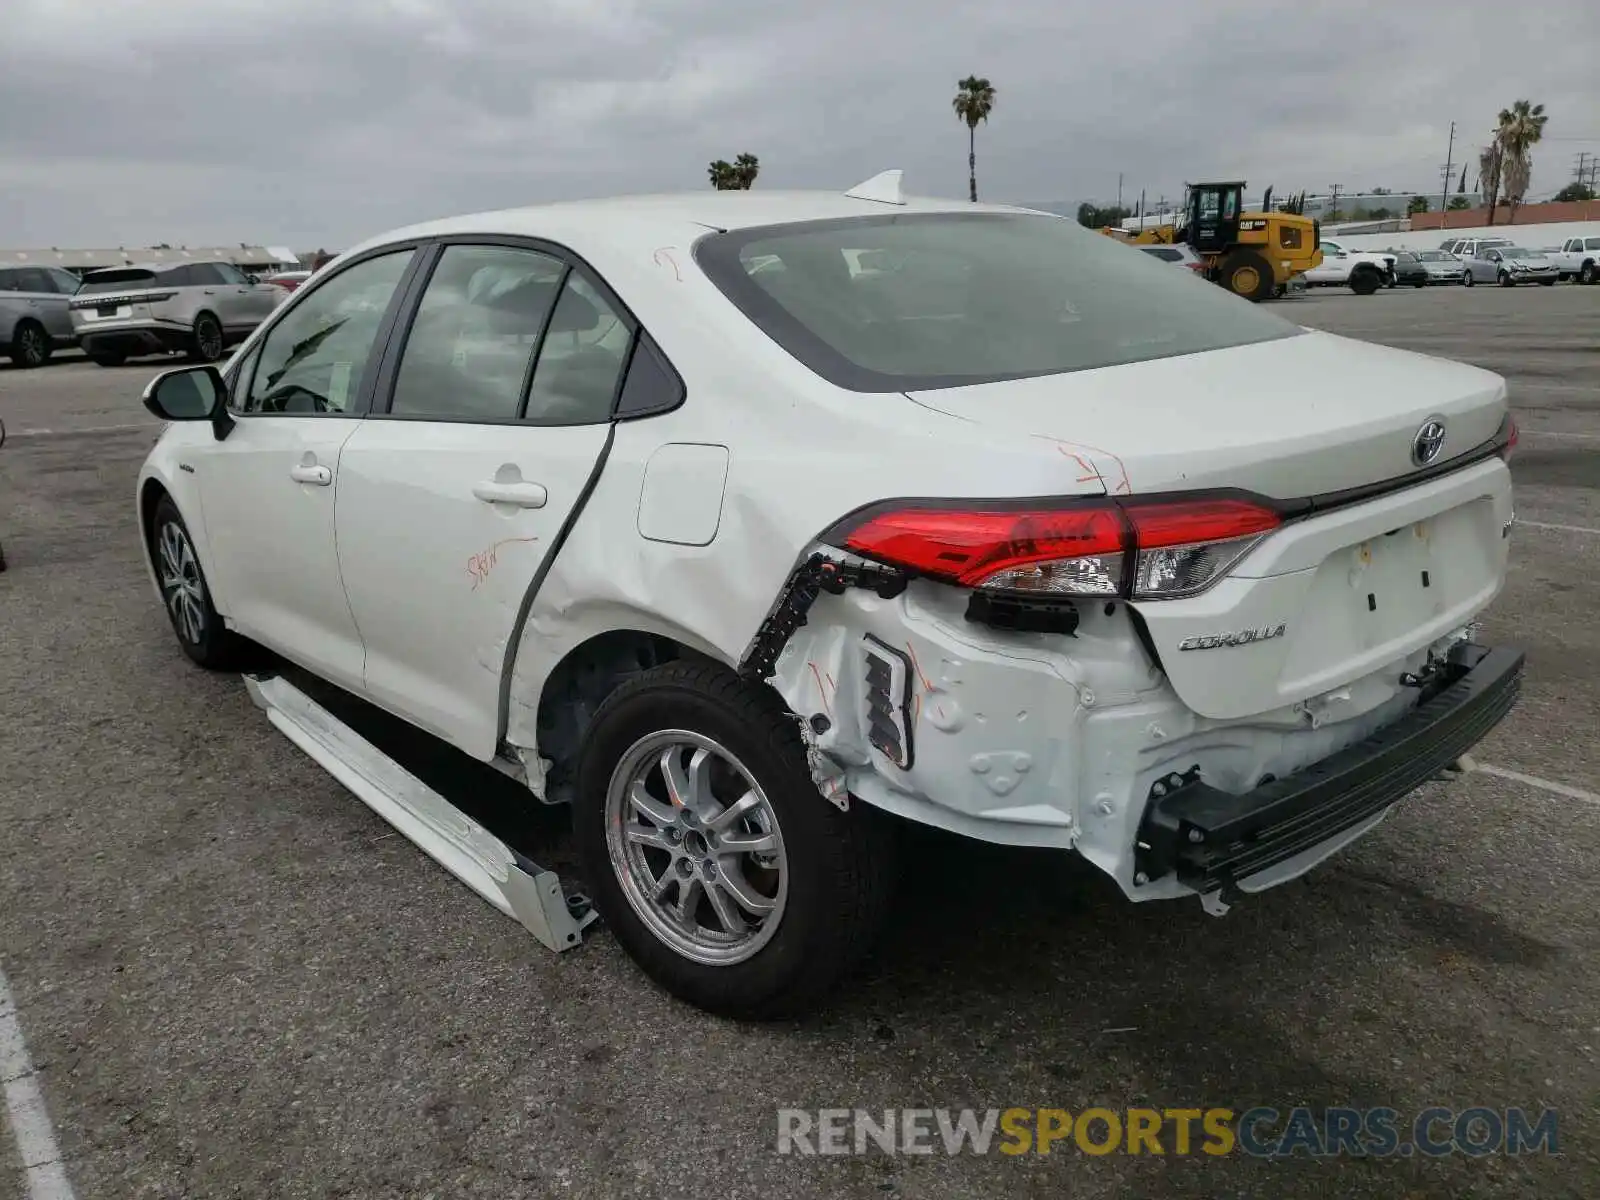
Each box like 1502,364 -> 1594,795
1134,643 -> 1523,892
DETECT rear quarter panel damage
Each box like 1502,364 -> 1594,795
496,252 -> 1110,775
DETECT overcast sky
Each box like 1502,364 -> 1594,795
2,0 -> 1596,248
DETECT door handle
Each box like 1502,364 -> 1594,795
290,464 -> 332,486
473,480 -> 548,508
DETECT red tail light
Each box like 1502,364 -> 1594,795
836,496 -> 1281,601
1499,416 -> 1519,462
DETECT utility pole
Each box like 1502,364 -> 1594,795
1576,151 -> 1595,190
1117,172 -> 1123,213
1329,183 -> 1342,221
1439,121 -> 1455,219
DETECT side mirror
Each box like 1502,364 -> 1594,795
142,365 -> 234,440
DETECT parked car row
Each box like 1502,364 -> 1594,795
1,259 -> 306,368
1302,233 -> 1594,294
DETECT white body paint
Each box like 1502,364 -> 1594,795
134,188 -> 1517,905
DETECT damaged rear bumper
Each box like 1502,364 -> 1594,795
1134,642 -> 1523,896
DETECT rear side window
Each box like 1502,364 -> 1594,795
77,269 -> 156,294
1587,238 -> 1600,252
695,212 -> 1300,392
159,266 -> 195,288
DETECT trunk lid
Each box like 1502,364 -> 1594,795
904,330 -> 1507,499
908,332 -> 1514,719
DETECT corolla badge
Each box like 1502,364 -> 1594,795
1177,623 -> 1287,652
1412,418 -> 1447,467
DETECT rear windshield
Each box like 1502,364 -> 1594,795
694,213 -> 1302,392
77,269 -> 156,294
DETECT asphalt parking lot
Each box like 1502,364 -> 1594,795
2,284 -> 1597,1199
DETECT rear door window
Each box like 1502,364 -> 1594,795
523,272 -> 632,424
387,244 -> 566,422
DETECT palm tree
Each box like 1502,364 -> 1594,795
951,76 -> 995,202
1494,100 -> 1547,225
709,153 -> 760,190
1482,100 -> 1547,225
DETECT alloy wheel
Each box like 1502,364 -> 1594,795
196,320 -> 223,361
156,520 -> 207,645
605,730 -> 788,966
19,325 -> 46,366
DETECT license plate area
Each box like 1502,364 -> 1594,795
1278,497 -> 1503,688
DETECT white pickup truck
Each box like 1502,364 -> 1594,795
1301,240 -> 1396,295
1551,234 -> 1600,284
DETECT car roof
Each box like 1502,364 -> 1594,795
343,190 -> 1044,260
85,260 -> 224,275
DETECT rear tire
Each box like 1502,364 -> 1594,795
187,313 -> 224,363
574,661 -> 899,1020
1581,262 -> 1597,285
1349,266 -> 1381,296
149,495 -> 250,670
1218,250 -> 1274,302
8,320 -> 50,368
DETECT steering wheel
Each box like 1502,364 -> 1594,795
258,383 -> 331,414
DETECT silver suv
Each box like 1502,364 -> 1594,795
0,264 -> 84,368
68,260 -> 280,367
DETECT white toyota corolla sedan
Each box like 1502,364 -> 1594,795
135,172 -> 1522,1018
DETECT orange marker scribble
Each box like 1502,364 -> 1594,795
904,641 -> 935,694
652,247 -> 683,282
467,536 -> 539,590
808,662 -> 832,718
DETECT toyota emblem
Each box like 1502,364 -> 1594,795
1412,418 -> 1447,467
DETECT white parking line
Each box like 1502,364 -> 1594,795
1475,762 -> 1600,807
7,424 -> 152,439
1516,519 -> 1600,536
0,966 -> 75,1200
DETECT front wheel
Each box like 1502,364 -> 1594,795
1463,271 -> 1475,287
1349,266 -> 1381,296
150,496 -> 250,669
1498,272 -> 1515,288
575,661 -> 899,1019
1581,263 -> 1597,285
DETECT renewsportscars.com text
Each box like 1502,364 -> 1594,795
775,1106 -> 1559,1158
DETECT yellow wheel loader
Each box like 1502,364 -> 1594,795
1107,182 -> 1321,301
